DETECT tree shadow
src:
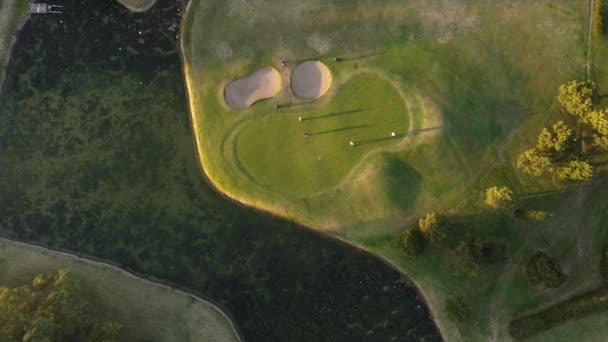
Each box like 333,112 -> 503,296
339,51 -> 387,62
309,124 -> 371,136
354,126 -> 442,146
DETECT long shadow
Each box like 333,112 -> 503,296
309,124 -> 371,136
302,108 -> 372,121
354,126 -> 442,146
340,50 -> 387,62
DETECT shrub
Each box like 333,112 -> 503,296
515,209 -> 551,221
524,251 -> 567,288
418,212 -> 446,243
445,297 -> 470,322
485,186 -> 516,211
452,238 -> 482,278
399,228 -> 427,256
593,0 -> 604,37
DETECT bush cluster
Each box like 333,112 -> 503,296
398,227 -> 426,256
445,297 -> 470,322
509,287 -> 608,339
524,251 -> 567,288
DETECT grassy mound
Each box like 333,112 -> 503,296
236,73 -> 409,196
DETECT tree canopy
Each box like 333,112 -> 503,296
524,252 -> 567,288
485,186 -> 516,211
589,109 -> 608,150
517,148 -> 553,177
558,159 -> 593,181
399,228 -> 426,256
418,212 -> 446,243
0,269 -> 119,342
536,121 -> 573,152
557,80 -> 597,121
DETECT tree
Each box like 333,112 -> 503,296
452,238 -> 482,278
485,186 -> 516,211
558,159 -> 593,181
399,228 -> 426,256
524,252 -> 567,288
0,269 -> 119,342
589,109 -> 608,150
517,148 -> 553,177
418,212 -> 446,243
536,121 -> 573,152
558,80 -> 597,121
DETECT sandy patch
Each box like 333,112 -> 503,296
116,0 -> 157,12
291,61 -> 332,99
224,67 -> 281,110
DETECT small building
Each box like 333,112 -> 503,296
29,3 -> 63,14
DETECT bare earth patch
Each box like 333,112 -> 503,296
291,60 -> 332,99
224,67 -> 281,109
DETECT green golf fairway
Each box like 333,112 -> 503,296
236,73 -> 409,196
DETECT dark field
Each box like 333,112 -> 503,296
0,0 -> 440,341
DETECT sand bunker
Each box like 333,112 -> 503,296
291,61 -> 333,99
224,67 -> 282,110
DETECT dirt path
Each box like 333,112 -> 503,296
0,0 -> 15,54
585,0 -> 594,81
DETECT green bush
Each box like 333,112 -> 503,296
509,287 -> 608,339
445,297 -> 470,322
514,209 -> 551,221
593,0 -> 604,37
524,251 -> 567,288
452,238 -> 482,277
398,228 -> 427,256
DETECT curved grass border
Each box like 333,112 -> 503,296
223,70 -> 433,200
116,0 -> 157,13
0,237 -> 243,342
179,1 -> 449,340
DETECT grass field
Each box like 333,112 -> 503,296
0,239 -> 240,342
182,0 -> 608,340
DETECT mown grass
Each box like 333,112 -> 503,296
0,240 -> 239,342
235,73 -> 409,196
181,0 -> 608,340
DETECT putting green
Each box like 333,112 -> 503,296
235,73 -> 409,196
